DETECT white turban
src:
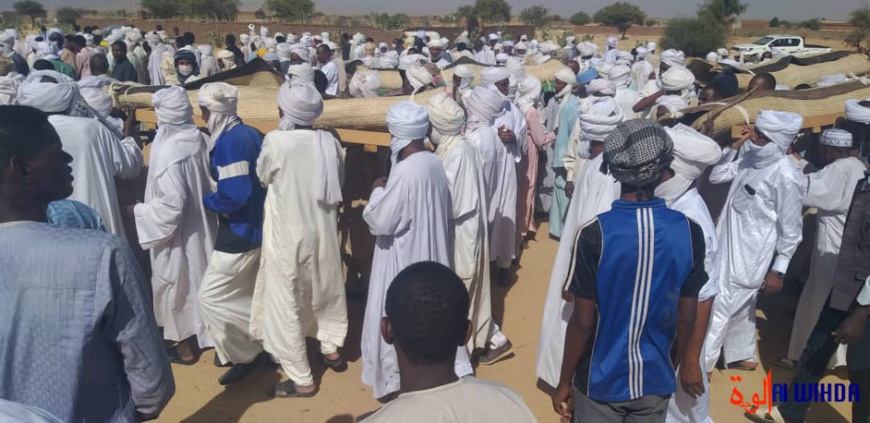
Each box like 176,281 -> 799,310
290,45 -> 310,62
83,33 -> 94,47
0,32 -> 13,55
755,110 -> 803,151
819,128 -> 853,148
579,98 -> 623,143
426,92 -> 465,137
277,82 -> 323,129
645,42 -> 656,52
846,99 -> 870,123
489,33 -> 499,41
502,40 -> 514,48
216,49 -> 235,61
348,70 -> 381,98
706,52 -> 720,62
515,41 -> 529,51
495,53 -> 509,64
608,65 -> 631,88
264,37 -> 278,51
18,70 -> 92,117
577,42 -> 595,57
260,26 -> 269,38
595,62 -> 613,79
661,49 -> 686,68
398,54 -> 424,70
406,65 -> 433,91
287,34 -> 299,45
587,79 -> 616,97
80,87 -> 113,119
152,85 -> 193,125
665,123 -> 721,180
428,38 -> 445,48
276,43 -> 292,61
288,63 -> 315,86
717,48 -> 729,58
718,59 -> 741,68
516,75 -> 542,114
661,66 -> 695,92
196,82 -> 241,148
464,86 -> 506,132
0,75 -> 20,105
454,64 -> 474,79
655,95 -> 690,115
321,32 -> 330,42
554,68 -> 576,86
240,34 -> 250,45
386,101 -> 430,164
606,36 -> 619,49
480,67 -> 510,86
635,47 -> 648,58
616,50 -> 633,65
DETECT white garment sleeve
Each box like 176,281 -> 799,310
443,152 -> 480,223
708,148 -> 739,184
803,163 -> 854,214
256,134 -> 279,187
513,105 -> 528,157
563,117 -> 581,182
133,163 -> 187,250
771,171 -> 805,274
858,276 -> 870,307
363,180 -> 412,236
112,134 -> 144,180
323,63 -> 338,96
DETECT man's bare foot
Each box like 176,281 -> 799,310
727,360 -> 758,371
176,338 -> 196,362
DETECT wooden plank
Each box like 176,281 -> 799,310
136,109 -> 391,147
729,112 -> 843,138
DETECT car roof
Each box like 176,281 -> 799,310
764,34 -> 802,38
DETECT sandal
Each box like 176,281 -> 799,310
270,380 -> 317,398
324,354 -> 347,372
773,357 -> 797,371
727,361 -> 758,372
166,347 -> 198,366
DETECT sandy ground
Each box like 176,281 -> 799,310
154,221 -> 853,423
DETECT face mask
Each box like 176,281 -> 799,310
178,64 -> 193,76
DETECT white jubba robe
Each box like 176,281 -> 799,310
535,154 -> 619,388
666,187 -> 720,423
467,125 -> 518,269
249,130 -> 349,376
786,157 -> 866,365
129,46 -> 149,85
147,45 -> 166,86
48,115 -> 143,240
200,56 -> 220,77
133,125 -> 216,347
361,151 -> 472,399
435,138 -> 492,351
704,149 -> 804,371
614,86 -> 640,120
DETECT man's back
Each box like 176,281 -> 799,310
569,199 -> 706,402
0,222 -> 173,421
364,377 -> 536,423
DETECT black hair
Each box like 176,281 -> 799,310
183,32 -> 195,45
365,37 -> 375,43
313,69 -> 328,95
750,72 -> 777,90
73,35 -> 86,48
345,61 -> 358,77
457,42 -> 467,51
385,262 -> 470,364
794,84 -> 812,90
276,36 -> 286,43
710,69 -> 739,99
84,26 -> 93,34
175,36 -> 185,49
111,40 -> 127,54
155,24 -> 163,31
90,53 -> 109,74
407,47 -> 418,54
342,33 -> 349,40
226,34 -> 236,45
32,60 -> 54,71
0,106 -> 53,171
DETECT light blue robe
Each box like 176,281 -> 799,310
549,95 -> 578,238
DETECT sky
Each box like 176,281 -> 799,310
23,0 -> 863,21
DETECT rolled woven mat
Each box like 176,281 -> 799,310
361,57 -> 568,89
679,81 -> 870,140
687,53 -> 870,89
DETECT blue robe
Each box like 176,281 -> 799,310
548,95 -> 578,238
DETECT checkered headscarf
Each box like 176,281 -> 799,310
602,119 -> 674,187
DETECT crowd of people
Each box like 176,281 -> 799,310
1,22 -> 870,423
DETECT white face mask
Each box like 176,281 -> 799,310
178,64 -> 193,76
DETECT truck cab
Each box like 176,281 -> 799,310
732,34 -> 831,62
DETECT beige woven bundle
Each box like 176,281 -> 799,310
735,54 -> 870,88
363,60 -> 568,89
683,81 -> 870,140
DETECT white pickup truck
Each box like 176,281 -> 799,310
732,35 -> 832,62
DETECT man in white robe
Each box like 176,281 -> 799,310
133,86 -> 217,363
17,70 -> 143,240
658,124 -> 724,423
249,83 -> 348,398
145,31 -> 168,86
704,111 -> 805,373
361,102 -> 472,400
463,86 -> 517,364
479,67 -> 527,285
426,93 -> 492,354
535,97 -> 622,388
197,45 -> 219,77
608,64 -> 639,120
781,129 -> 866,370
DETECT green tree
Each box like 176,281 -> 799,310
593,2 -> 647,39
846,7 -> 870,52
519,5 -> 551,27
570,11 -> 591,26
474,0 -> 511,25
645,19 -> 657,26
55,7 -> 79,26
797,18 -> 822,31
13,0 -> 45,27
179,0 -> 239,21
265,0 -> 315,22
140,0 -> 178,19
769,16 -> 780,28
660,16 -> 727,57
697,0 -> 747,26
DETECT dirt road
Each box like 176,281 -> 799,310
154,222 -> 852,423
